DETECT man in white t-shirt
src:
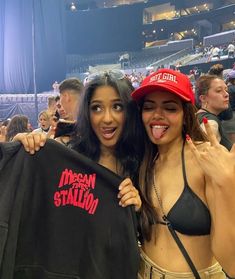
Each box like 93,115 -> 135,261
227,43 -> 235,58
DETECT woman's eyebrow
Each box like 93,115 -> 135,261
162,100 -> 179,104
144,100 -> 178,104
91,98 -> 121,103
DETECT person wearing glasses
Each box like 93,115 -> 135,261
131,68 -> 235,279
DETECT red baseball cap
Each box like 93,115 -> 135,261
131,69 -> 195,104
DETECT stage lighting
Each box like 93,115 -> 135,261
70,2 -> 76,11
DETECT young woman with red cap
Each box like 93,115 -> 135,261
131,68 -> 235,279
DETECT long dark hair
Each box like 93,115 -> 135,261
138,101 -> 207,242
71,74 -> 145,181
6,115 -> 30,141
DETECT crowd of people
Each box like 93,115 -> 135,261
0,66 -> 235,278
202,42 -> 235,62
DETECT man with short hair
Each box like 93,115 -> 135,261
59,78 -> 84,121
51,78 -> 84,145
54,95 -> 69,121
47,96 -> 57,115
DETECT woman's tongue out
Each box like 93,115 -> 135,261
152,125 -> 168,140
102,127 -> 116,139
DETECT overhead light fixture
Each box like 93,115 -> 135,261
70,2 -> 76,11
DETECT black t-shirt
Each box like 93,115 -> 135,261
54,121 -> 76,138
228,84 -> 235,111
0,140 -> 139,279
197,111 -> 232,150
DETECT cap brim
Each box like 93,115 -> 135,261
131,84 -> 191,102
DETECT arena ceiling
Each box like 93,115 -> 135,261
67,0 -> 177,9
67,0 -> 233,10
90,0 -> 145,8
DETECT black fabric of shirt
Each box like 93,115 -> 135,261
228,84 -> 235,111
197,110 -> 232,151
0,140 -> 139,279
54,121 -> 76,138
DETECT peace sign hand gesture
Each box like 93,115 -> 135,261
186,117 -> 235,187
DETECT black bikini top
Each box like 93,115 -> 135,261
159,142 -> 211,236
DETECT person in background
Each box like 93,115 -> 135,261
195,74 -> 232,150
46,78 -> 84,143
0,118 -> 11,142
131,68 -> 235,278
222,69 -> 235,143
208,63 -> 224,78
47,96 -> 58,137
227,42 -> 235,58
5,115 -> 31,142
192,66 -> 201,81
2,118 -> 11,127
52,81 -> 59,94
22,77 -> 83,145
47,96 -> 57,115
208,63 -> 233,122
59,78 -> 84,122
54,95 -> 69,121
211,46 -> 220,60
33,110 -> 53,134
52,94 -> 77,145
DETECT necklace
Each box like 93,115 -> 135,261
153,165 -> 201,278
153,174 -> 168,223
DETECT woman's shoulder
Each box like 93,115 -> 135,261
197,110 -> 219,122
